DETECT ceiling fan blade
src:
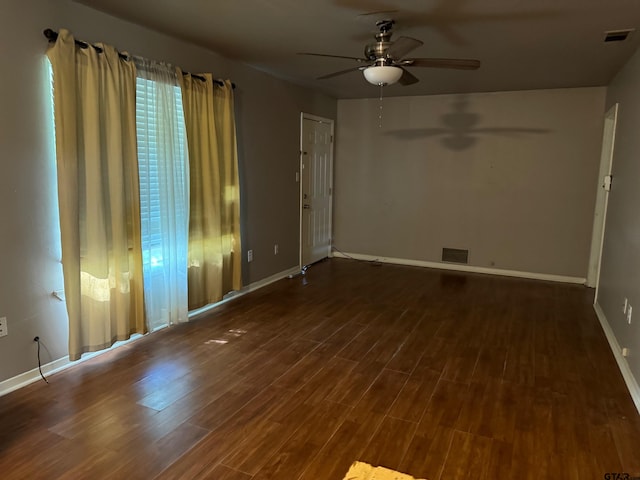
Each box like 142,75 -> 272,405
298,52 -> 368,63
398,68 -> 419,85
386,36 -> 424,59
317,65 -> 366,80
356,9 -> 399,20
406,58 -> 481,70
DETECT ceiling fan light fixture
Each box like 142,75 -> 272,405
363,65 -> 403,86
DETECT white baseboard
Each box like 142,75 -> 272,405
594,302 -> 640,415
331,251 -> 586,285
0,266 -> 300,398
0,356 -> 70,397
188,265 -> 300,320
0,333 -> 145,397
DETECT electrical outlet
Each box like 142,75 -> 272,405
247,250 -> 253,262
0,317 -> 7,337
624,298 -> 628,314
627,305 -> 633,324
274,244 -> 279,255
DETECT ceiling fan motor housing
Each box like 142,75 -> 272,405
365,20 -> 397,62
365,41 -> 393,62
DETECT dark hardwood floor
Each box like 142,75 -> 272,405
1,258 -> 639,479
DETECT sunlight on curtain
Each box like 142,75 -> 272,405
179,73 -> 242,310
47,29 -> 145,360
135,58 -> 189,331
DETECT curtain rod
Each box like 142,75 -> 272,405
43,29 -> 235,89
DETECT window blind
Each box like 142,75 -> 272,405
135,77 -> 187,268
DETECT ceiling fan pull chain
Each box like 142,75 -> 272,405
379,84 -> 384,128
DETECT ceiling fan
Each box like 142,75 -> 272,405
300,19 -> 480,86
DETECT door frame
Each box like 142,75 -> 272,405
299,112 -> 335,270
588,103 -> 619,296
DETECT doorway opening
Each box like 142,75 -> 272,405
588,103 -> 619,297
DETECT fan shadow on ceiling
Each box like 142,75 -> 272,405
334,0 -> 561,46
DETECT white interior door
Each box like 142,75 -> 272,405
300,114 -> 334,267
588,103 -> 619,292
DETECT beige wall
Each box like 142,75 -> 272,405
599,47 -> 640,387
334,88 -> 606,278
0,0 -> 336,383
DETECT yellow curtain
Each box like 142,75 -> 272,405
179,73 -> 242,310
47,30 -> 145,360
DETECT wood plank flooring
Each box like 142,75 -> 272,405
1,258 -> 639,479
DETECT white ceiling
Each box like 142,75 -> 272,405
74,0 -> 640,99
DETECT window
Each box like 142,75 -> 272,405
134,69 -> 189,331
135,77 -> 187,269
47,32 -> 239,358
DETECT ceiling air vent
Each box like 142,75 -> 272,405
442,248 -> 468,264
604,29 -> 634,43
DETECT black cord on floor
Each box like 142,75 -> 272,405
33,337 -> 49,384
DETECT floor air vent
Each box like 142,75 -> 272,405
442,247 -> 469,264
